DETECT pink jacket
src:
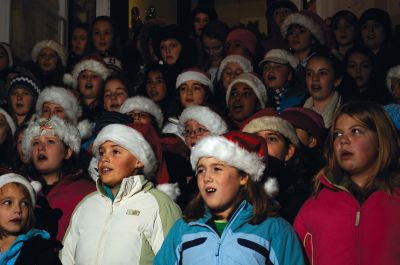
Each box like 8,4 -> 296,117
294,175 -> 400,265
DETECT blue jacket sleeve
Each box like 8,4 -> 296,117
154,218 -> 185,265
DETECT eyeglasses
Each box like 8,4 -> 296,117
127,111 -> 150,120
182,127 -> 209,137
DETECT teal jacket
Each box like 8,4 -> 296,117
155,200 -> 305,265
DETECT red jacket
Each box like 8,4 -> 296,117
294,175 -> 400,265
46,170 -> 96,241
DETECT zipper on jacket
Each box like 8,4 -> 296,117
215,242 -> 221,256
355,209 -> 361,265
355,211 -> 360,226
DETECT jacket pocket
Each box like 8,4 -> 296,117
237,238 -> 272,264
179,237 -> 207,265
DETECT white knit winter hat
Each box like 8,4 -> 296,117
92,124 -> 157,176
31,40 -> 67,67
217,55 -> 253,81
176,68 -> 213,92
0,108 -> 16,135
386,65 -> 400,92
63,59 -> 110,89
281,13 -> 325,45
259,48 -> 299,70
0,173 -> 42,206
22,116 -> 81,161
241,108 -> 300,147
35,86 -> 81,125
178,105 -> 228,136
190,131 -> 267,181
119,96 -> 164,129
226,72 -> 268,108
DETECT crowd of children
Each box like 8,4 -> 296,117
0,1 -> 399,264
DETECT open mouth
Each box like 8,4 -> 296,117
340,151 -> 353,160
10,218 -> 22,224
205,187 -> 216,193
100,166 -> 112,174
85,83 -> 93,89
37,154 -> 48,161
267,75 -> 277,81
232,103 -> 244,113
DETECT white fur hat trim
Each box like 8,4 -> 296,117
31,40 -> 67,67
0,173 -> 42,206
242,116 -> 300,146
22,116 -> 81,161
178,105 -> 227,136
92,124 -> 157,176
281,13 -> 325,45
190,135 -> 266,182
259,48 -> 299,70
68,59 -> 110,89
226,73 -> 267,108
35,86 -> 81,125
0,108 -> 16,135
217,55 -> 253,81
386,65 -> 400,91
176,70 -> 213,92
263,177 -> 279,198
119,96 -> 164,128
156,183 -> 181,201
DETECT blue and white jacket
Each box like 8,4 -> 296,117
154,200 -> 305,265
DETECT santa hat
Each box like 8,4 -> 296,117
119,96 -> 164,129
259,48 -> 299,70
0,42 -> 13,68
31,40 -> 67,67
281,12 -> 325,45
178,105 -> 228,136
35,86 -> 81,125
241,108 -> 300,147
190,131 -> 267,182
281,107 -> 325,145
217,55 -> 253,81
92,124 -> 157,176
22,116 -> 81,161
226,72 -> 267,108
386,65 -> 400,92
63,58 -> 110,89
176,68 -> 213,92
226,28 -> 257,56
0,108 -> 16,135
0,173 -> 42,206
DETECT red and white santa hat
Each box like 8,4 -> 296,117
178,105 -> 228,136
119,96 -> 164,129
241,108 -> 300,147
176,68 -> 213,92
0,173 -> 42,206
63,58 -> 110,89
31,40 -> 68,67
217,54 -> 253,81
226,72 -> 268,108
190,131 -> 267,182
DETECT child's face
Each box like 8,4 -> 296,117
226,40 -> 249,57
287,25 -> 313,52
361,20 -> 385,51
16,131 -> 29,164
41,102 -> 67,121
334,18 -> 355,46
227,82 -> 258,123
78,70 -> 103,100
38,47 -> 58,72
31,135 -> 72,175
222,62 -> 243,91
256,130 -> 294,162
196,157 -> 248,221
10,88 -> 34,116
262,62 -> 292,90
183,119 -> 210,149
146,71 -> 167,103
306,57 -> 339,102
390,78 -> 400,104
202,36 -> 224,64
92,20 -> 113,53
160,39 -> 182,65
0,46 -> 9,71
98,141 -> 143,194
103,79 -> 129,112
346,52 -> 372,89
179,81 -> 207,108
72,28 -> 88,56
194,12 -> 209,36
333,114 -> 379,185
273,7 -> 293,28
0,183 -> 29,236
0,114 -> 10,145
126,110 -> 152,126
